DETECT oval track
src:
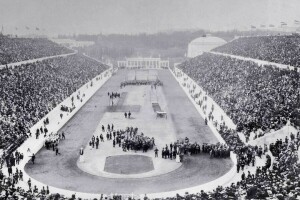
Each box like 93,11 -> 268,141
25,69 -> 233,194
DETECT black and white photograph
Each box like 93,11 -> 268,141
0,0 -> 300,199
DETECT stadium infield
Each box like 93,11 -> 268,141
25,69 -> 233,194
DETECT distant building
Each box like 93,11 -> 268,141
187,35 -> 227,58
118,57 -> 169,69
51,39 -> 94,48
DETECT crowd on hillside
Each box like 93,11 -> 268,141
178,53 -> 300,136
0,35 -> 73,65
213,34 -> 300,68
0,54 -> 108,155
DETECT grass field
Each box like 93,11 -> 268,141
24,69 -> 233,194
104,155 -> 154,174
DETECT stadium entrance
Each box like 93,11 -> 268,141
117,57 -> 169,69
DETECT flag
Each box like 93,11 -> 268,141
260,24 -> 266,28
281,22 -> 287,26
25,26 -> 30,30
36,27 -> 39,31
251,25 -> 256,29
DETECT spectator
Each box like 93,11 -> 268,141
0,35 -> 72,65
214,35 -> 300,68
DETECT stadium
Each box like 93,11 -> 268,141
0,0 -> 300,200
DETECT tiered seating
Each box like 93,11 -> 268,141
178,53 -> 299,135
0,54 -> 108,152
0,35 -> 299,200
0,35 -> 72,65
169,134 -> 300,199
213,35 -> 300,68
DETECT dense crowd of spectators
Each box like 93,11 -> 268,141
0,35 -> 73,65
120,79 -> 163,88
0,35 -> 300,199
213,34 -> 300,68
161,139 -> 230,161
116,127 -> 155,152
154,132 -> 300,200
1,127 -> 299,199
0,54 -> 108,155
178,53 -> 300,135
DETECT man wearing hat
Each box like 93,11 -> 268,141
79,147 -> 84,162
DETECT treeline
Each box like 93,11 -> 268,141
67,30 -> 207,60
58,29 -> 283,61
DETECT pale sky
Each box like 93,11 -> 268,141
0,0 -> 300,36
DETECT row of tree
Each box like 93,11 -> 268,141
59,29 -> 286,60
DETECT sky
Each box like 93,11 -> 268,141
0,0 -> 300,36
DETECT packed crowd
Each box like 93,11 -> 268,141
120,130 -> 155,152
0,53 -> 108,156
108,92 -> 121,99
1,36 -> 300,199
178,53 -> 300,136
160,138 -> 230,162
88,125 -> 155,152
160,137 -> 197,161
213,34 -> 300,68
155,131 -> 300,200
0,35 -> 72,65
1,127 -> 299,199
202,143 -> 230,159
120,80 -> 163,88
44,132 -> 65,155
0,165 -> 63,199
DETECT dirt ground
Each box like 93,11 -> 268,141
25,69 -> 233,194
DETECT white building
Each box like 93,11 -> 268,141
118,57 -> 169,69
187,35 -> 227,58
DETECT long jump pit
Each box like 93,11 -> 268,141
24,69 -> 233,195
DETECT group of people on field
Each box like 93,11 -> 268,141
87,124 -> 155,153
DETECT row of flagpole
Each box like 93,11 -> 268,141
0,25 -> 47,36
250,20 -> 300,30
